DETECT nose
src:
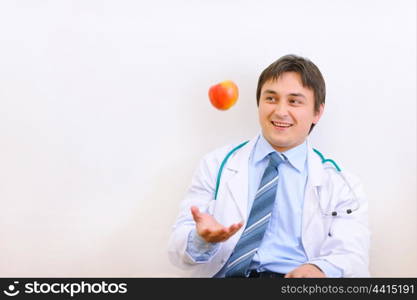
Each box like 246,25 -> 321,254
273,102 -> 289,117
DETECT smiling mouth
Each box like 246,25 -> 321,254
271,121 -> 293,128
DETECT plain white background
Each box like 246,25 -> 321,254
0,0 -> 415,277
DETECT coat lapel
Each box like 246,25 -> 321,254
302,143 -> 326,245
224,137 -> 258,221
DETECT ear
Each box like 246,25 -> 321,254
312,104 -> 325,124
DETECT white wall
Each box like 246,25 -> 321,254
0,0 -> 415,277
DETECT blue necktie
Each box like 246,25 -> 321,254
225,152 -> 283,277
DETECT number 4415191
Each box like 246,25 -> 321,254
372,285 -> 414,294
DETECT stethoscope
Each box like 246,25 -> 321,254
213,141 -> 360,217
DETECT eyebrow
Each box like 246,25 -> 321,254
263,89 -> 277,95
262,90 -> 306,98
288,93 -> 306,99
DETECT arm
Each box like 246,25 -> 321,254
184,208 -> 242,263
167,151 -> 242,270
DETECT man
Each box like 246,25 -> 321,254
168,54 -> 370,278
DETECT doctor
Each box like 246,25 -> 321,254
168,54 -> 370,278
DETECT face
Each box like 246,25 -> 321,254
258,72 -> 324,152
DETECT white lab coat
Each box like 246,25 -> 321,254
168,136 -> 370,277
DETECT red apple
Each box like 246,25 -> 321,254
208,80 -> 239,110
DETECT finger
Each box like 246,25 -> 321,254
214,224 -> 239,242
214,227 -> 226,237
211,227 -> 229,242
233,222 -> 243,231
236,222 -> 244,230
203,226 -> 223,241
227,222 -> 243,236
190,206 -> 201,222
226,225 -> 238,236
201,227 -> 210,236
218,228 -> 229,241
208,232 -> 226,243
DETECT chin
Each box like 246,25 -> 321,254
268,138 -> 290,151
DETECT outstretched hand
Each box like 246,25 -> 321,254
190,206 -> 243,243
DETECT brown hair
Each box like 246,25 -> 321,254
256,54 -> 326,113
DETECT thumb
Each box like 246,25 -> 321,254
190,206 -> 201,222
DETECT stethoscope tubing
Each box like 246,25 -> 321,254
214,141 -> 360,217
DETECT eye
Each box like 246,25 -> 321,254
265,96 -> 275,102
289,99 -> 302,105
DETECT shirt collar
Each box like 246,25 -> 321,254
253,133 -> 307,173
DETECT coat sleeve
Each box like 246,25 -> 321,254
308,171 -> 371,277
167,149 -> 224,270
